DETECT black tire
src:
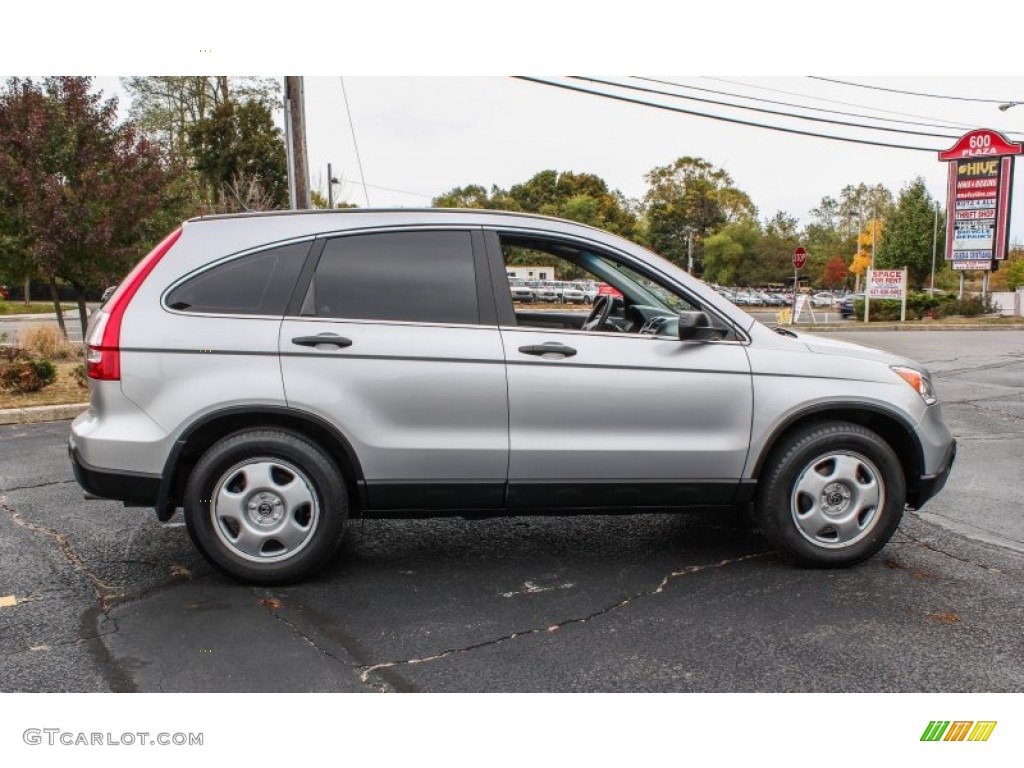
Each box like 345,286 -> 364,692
754,421 -> 905,567
584,296 -> 593,305
184,429 -> 348,584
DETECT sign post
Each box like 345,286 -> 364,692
939,129 -> 1021,275
791,247 -> 807,325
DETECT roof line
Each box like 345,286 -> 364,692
186,207 -> 609,233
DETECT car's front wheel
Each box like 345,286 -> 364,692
184,429 -> 348,583
755,421 -> 905,567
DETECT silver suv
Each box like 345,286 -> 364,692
70,209 -> 955,583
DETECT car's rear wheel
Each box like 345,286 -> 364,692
755,421 -> 905,567
184,429 -> 348,584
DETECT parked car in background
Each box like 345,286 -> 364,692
508,278 -> 535,303
812,291 -> 837,308
533,281 -> 565,303
562,281 -> 598,305
841,293 -> 863,319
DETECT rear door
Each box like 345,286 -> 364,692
279,228 -> 508,512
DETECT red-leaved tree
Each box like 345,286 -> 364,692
0,77 -> 178,336
822,255 -> 849,289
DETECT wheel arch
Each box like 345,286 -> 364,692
750,404 -> 924,502
157,406 -> 367,521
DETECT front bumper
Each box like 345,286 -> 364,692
907,439 -> 956,510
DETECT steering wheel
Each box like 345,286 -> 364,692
582,294 -> 614,331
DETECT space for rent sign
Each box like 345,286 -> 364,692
866,269 -> 906,299
864,268 -> 908,322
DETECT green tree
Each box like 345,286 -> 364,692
433,170 -> 637,237
702,220 -> 762,285
755,212 -> 801,286
838,182 -> 895,235
875,178 -> 944,288
122,76 -> 279,165
641,156 -> 756,271
506,170 -> 638,237
187,97 -> 288,211
432,184 -> 517,210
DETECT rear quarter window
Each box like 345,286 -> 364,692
165,240 -> 310,316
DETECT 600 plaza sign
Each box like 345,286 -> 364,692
939,130 -> 1022,270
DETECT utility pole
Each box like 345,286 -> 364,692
327,163 -> 334,209
684,227 -> 695,274
284,76 -> 311,209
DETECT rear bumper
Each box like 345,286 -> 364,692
908,439 -> 956,510
68,439 -> 161,507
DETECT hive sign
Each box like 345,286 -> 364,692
939,130 -> 1022,271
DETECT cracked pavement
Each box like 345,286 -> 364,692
1,330 -> 1023,692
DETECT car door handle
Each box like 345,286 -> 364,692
518,343 -> 577,358
291,334 -> 353,348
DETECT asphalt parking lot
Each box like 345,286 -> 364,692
1,330 -> 1022,692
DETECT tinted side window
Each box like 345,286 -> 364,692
310,231 -> 478,324
166,241 -> 309,315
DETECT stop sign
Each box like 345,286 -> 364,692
793,247 -> 807,269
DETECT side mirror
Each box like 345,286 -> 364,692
678,311 -> 724,341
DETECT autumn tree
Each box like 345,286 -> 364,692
822,255 -> 849,288
837,183 -> 894,235
849,219 -> 884,291
0,77 -> 175,333
641,156 -> 756,271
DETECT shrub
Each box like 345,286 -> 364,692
0,358 -> 57,393
71,363 -> 89,389
854,298 -> 902,321
1,345 -> 28,363
951,294 -> 997,317
21,324 -> 79,360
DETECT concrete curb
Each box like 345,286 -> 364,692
789,323 -> 1024,333
0,403 -> 88,425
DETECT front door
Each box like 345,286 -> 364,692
489,231 -> 753,509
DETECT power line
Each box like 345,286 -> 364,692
572,76 -> 962,139
340,77 -> 371,206
808,77 -> 1017,104
343,179 -> 434,199
512,77 -> 942,152
701,76 -> 984,131
631,76 -> 980,134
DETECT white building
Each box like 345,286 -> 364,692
506,265 -> 557,281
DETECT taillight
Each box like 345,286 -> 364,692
87,227 -> 183,380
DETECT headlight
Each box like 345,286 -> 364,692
892,366 -> 937,405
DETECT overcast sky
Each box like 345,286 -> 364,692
90,75 -> 1024,246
